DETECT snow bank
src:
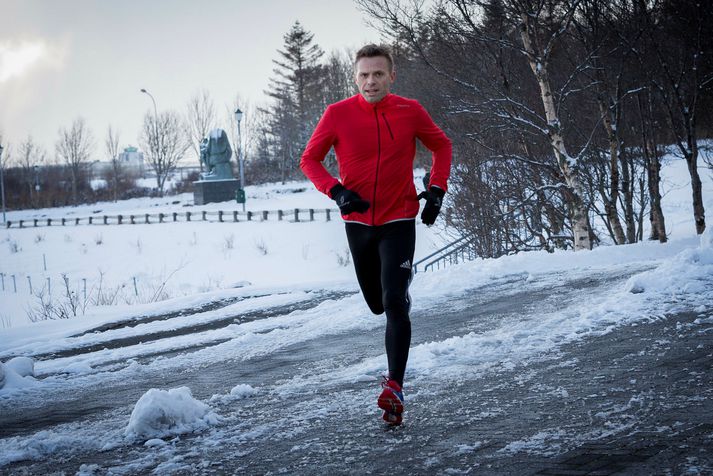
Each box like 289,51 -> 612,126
408,230 -> 713,378
625,227 -> 713,297
0,357 -> 37,394
124,387 -> 219,440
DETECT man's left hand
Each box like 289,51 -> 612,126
418,186 -> 445,226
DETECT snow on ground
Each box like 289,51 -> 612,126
0,158 -> 711,370
0,172 -> 442,330
0,157 -> 711,467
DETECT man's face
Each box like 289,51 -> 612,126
355,56 -> 395,104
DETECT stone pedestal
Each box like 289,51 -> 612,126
193,179 -> 240,205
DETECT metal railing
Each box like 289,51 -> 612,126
413,233 -> 476,273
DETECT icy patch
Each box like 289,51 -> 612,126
61,361 -> 93,374
500,429 -> 566,456
125,387 -> 219,440
0,430 -> 96,466
143,438 -> 167,448
76,463 -> 102,475
454,442 -> 483,454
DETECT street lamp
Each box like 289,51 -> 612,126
140,88 -> 159,181
0,143 -> 5,224
234,108 -> 246,212
140,88 -> 158,121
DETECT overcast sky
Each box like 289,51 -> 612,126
0,0 -> 379,163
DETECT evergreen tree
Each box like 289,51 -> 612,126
262,21 -> 325,183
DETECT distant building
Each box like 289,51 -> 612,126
89,146 -> 146,179
118,146 -> 144,169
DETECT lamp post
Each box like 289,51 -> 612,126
234,108 -> 246,212
140,88 -> 159,182
140,88 -> 158,121
0,143 -> 6,224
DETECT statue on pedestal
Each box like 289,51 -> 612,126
199,129 -> 234,180
193,128 -> 240,205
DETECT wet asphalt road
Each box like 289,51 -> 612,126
1,266 -> 712,475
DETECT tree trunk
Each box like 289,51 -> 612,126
686,146 -> 706,234
646,152 -> 667,242
637,93 -> 667,242
597,97 -> 627,245
519,13 -> 591,251
70,168 -> 78,205
618,149 -> 636,243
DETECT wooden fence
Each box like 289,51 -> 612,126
4,208 -> 340,228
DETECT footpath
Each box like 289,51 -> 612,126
182,288 -> 713,475
444,308 -> 713,475
1,273 -> 711,475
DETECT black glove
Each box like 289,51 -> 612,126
418,186 -> 445,226
330,184 -> 370,215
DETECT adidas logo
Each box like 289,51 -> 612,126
400,260 -> 411,269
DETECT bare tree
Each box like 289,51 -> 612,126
514,1 -> 592,251
104,125 -> 121,202
16,136 -> 47,207
139,110 -> 189,195
644,0 -> 711,235
56,117 -> 94,204
322,49 -> 356,107
358,0 -> 593,251
185,89 -> 216,170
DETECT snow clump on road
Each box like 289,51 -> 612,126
209,383 -> 258,404
0,357 -> 38,393
124,386 -> 219,440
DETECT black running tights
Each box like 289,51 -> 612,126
345,220 -> 415,386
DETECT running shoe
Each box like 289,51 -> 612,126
378,377 -> 404,425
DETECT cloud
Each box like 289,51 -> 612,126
0,39 -> 65,83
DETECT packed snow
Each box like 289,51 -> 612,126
124,386 -> 220,440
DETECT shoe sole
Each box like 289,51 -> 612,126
382,411 -> 402,426
378,388 -> 404,415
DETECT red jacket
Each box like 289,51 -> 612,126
300,93 -> 452,226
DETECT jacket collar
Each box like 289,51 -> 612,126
356,93 -> 395,112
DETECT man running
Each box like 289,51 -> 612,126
300,44 -> 452,426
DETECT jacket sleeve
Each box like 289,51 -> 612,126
415,103 -> 452,192
300,106 -> 340,197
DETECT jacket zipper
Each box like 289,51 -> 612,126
382,113 -> 394,140
372,107 -> 382,225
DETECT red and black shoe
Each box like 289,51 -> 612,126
378,377 -> 404,426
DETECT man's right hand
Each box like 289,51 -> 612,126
330,184 -> 370,215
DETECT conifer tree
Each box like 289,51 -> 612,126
262,21 -> 325,182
